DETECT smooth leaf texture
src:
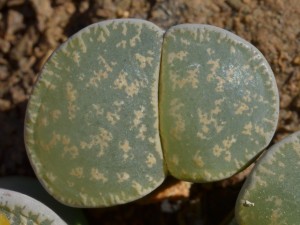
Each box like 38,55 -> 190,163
236,131 -> 300,225
0,189 -> 66,225
160,24 -> 279,182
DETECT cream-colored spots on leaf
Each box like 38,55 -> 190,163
225,66 -> 237,83
51,58 -> 62,70
197,108 -> 226,139
223,135 -> 237,150
258,165 -> 276,176
224,151 -> 231,162
132,181 -> 143,195
130,23 -> 142,47
212,136 -> 236,161
135,53 -> 153,68
270,208 -> 284,224
242,122 -> 253,135
78,36 -> 87,53
87,69 -> 109,88
45,172 -> 57,182
97,31 -> 106,43
72,51 -> 80,66
171,154 -> 179,166
168,51 -> 188,64
92,104 -> 104,116
278,174 -> 285,182
134,107 -> 146,128
180,38 -> 190,45
169,67 -> 199,90
230,46 -> 236,54
207,59 -> 220,82
116,40 -> 127,48
106,111 -> 120,125
90,168 -> 108,183
207,48 -> 214,55
70,167 -> 84,178
266,196 -> 283,207
122,23 -> 127,36
169,99 -> 185,140
234,101 -> 249,115
106,100 -> 124,125
66,82 -> 78,120
39,132 -> 61,151
204,170 -> 212,180
119,139 -> 131,153
254,174 -> 268,187
117,172 -> 130,183
292,141 -> 300,157
206,59 -> 227,92
114,70 -> 141,97
254,125 -> 267,140
213,144 -> 222,157
136,124 -> 147,140
51,109 -> 61,121
40,78 -> 56,90
98,56 -> 113,73
61,135 -> 79,159
79,192 -> 89,205
193,151 -> 204,168
80,128 -> 113,158
145,153 -> 156,168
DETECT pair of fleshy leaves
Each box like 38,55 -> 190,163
24,18 -> 279,210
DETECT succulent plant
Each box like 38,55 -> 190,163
24,18 -> 279,209
0,176 -> 88,225
0,188 -> 67,224
235,131 -> 300,225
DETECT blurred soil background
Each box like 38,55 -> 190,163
0,0 -> 299,224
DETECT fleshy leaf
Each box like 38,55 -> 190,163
236,131 -> 300,225
0,189 -> 66,225
159,24 -> 279,182
24,19 -> 166,207
0,177 -> 88,224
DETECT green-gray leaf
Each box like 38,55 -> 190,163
235,131 -> 300,225
0,188 -> 67,225
0,176 -> 88,224
159,24 -> 279,182
24,19 -> 166,207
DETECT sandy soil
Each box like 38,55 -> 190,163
0,0 -> 299,224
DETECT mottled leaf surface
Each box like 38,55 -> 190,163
25,19 -> 165,207
159,24 -> 279,182
0,189 -> 66,225
236,131 -> 300,225
0,177 -> 88,224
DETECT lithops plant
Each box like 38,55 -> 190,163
160,24 -> 279,182
0,188 -> 66,225
0,177 -> 88,225
235,131 -> 300,225
24,18 -> 279,208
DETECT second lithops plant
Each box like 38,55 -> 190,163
0,188 -> 67,225
235,131 -> 300,225
24,17 -> 281,216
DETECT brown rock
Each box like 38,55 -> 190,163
6,10 -> 24,40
